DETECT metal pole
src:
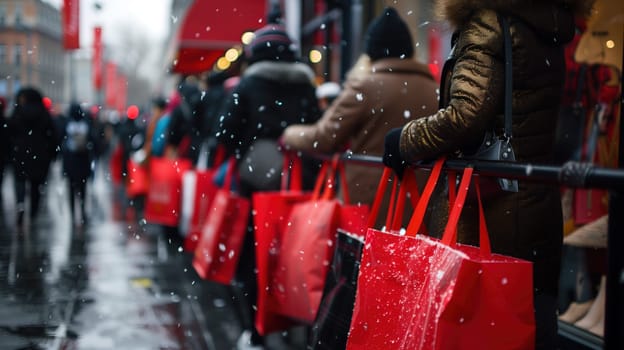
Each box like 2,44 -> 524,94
331,152 -> 624,190
339,0 -> 352,81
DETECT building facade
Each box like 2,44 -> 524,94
0,0 -> 65,106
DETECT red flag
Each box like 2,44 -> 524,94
93,27 -> 103,90
104,62 -> 117,109
62,0 -> 80,50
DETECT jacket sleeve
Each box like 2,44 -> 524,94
281,77 -> 367,153
400,10 -> 505,164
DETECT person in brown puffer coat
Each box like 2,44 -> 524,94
382,1 -> 595,349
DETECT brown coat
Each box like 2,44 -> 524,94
399,0 -> 593,296
282,56 -> 439,212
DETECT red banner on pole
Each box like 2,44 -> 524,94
62,0 -> 80,50
104,62 -> 117,109
93,27 -> 103,91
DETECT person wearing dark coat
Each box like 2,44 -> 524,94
7,87 -> 58,227
61,103 -> 95,226
164,77 -> 206,165
0,97 -> 7,222
203,71 -> 230,167
382,0 -> 595,348
216,24 -> 321,349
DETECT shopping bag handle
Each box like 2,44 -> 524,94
440,169 -> 492,256
367,168 -> 392,228
212,144 -> 227,169
280,151 -> 303,192
311,154 -> 350,202
366,168 -> 421,231
405,158 -> 445,237
391,171 -> 421,231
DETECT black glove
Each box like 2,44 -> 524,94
383,127 -> 406,178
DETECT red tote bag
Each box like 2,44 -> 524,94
192,159 -> 250,285
126,159 -> 149,197
270,157 -> 368,323
252,154 -> 312,335
347,161 -> 535,350
144,157 -> 192,226
183,147 -> 227,252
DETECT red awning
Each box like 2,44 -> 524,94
169,0 -> 267,75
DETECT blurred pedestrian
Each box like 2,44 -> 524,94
0,96 -> 7,222
382,1 -> 595,348
216,23 -> 321,349
164,76 -> 206,165
113,105 -> 145,220
7,87 -> 58,228
61,103 -> 95,226
141,96 -> 168,163
281,7 -> 439,221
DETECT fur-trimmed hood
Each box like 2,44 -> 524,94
435,0 -> 594,44
243,61 -> 316,85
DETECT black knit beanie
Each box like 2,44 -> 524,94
365,7 -> 414,61
246,24 -> 296,65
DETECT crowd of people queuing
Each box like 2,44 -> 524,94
0,0 -> 606,349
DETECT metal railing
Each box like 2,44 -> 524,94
323,152 -> 624,349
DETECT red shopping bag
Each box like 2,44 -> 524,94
271,157 -> 368,323
144,157 -> 192,226
347,161 -> 535,350
183,147 -> 227,252
309,168 -> 421,350
192,159 -> 250,285
253,154 -> 312,335
126,159 -> 149,197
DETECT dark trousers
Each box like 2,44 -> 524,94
535,292 -> 559,350
68,178 -> 87,223
15,177 -> 44,219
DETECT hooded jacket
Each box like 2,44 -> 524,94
217,60 -> 321,193
398,0 -> 594,298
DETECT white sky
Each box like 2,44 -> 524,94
43,0 -> 173,47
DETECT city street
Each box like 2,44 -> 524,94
0,162 -> 303,349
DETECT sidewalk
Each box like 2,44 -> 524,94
0,162 -> 302,349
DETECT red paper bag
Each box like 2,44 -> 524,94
183,170 -> 219,251
253,154 -> 312,335
347,162 -> 535,350
270,157 -> 367,323
184,146 -> 226,251
192,159 -> 250,285
126,159 -> 149,197
144,157 -> 192,226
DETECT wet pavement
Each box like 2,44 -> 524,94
0,162 -> 305,350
